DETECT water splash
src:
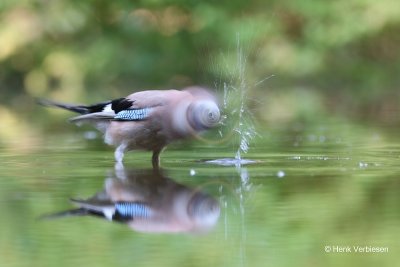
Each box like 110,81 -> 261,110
232,34 -> 253,163
206,34 -> 257,167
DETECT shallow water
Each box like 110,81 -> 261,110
0,121 -> 399,267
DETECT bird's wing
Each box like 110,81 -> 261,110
113,108 -> 153,121
68,112 -> 115,132
80,89 -> 192,122
69,112 -> 115,123
110,90 -> 181,121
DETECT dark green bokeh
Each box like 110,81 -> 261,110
0,1 -> 399,266
1,0 -> 400,138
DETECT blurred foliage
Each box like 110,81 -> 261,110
1,2 -> 400,265
1,0 -> 400,145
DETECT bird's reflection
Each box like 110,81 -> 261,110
44,166 -> 220,234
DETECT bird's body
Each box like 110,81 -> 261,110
40,87 -> 220,167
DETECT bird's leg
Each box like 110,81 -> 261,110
115,142 -> 128,163
114,161 -> 127,180
151,148 -> 162,169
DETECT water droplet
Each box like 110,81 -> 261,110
359,162 -> 368,168
277,170 -> 285,178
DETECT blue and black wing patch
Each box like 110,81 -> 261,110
113,202 -> 152,221
111,98 -> 133,113
114,108 -> 152,121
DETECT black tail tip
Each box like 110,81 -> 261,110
36,98 -> 90,114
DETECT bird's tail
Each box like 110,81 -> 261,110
37,98 -> 112,115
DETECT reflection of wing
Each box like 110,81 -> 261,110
70,198 -> 115,220
114,202 -> 152,219
69,198 -> 152,222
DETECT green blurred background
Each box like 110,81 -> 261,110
1,2 -> 400,267
1,0 -> 400,150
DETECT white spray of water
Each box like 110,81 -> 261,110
233,34 -> 257,165
206,35 -> 258,168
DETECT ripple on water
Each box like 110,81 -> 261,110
204,158 -> 258,166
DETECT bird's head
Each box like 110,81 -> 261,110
187,100 -> 220,131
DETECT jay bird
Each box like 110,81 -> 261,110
39,86 -> 220,168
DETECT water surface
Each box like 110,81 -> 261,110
0,121 -> 398,267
